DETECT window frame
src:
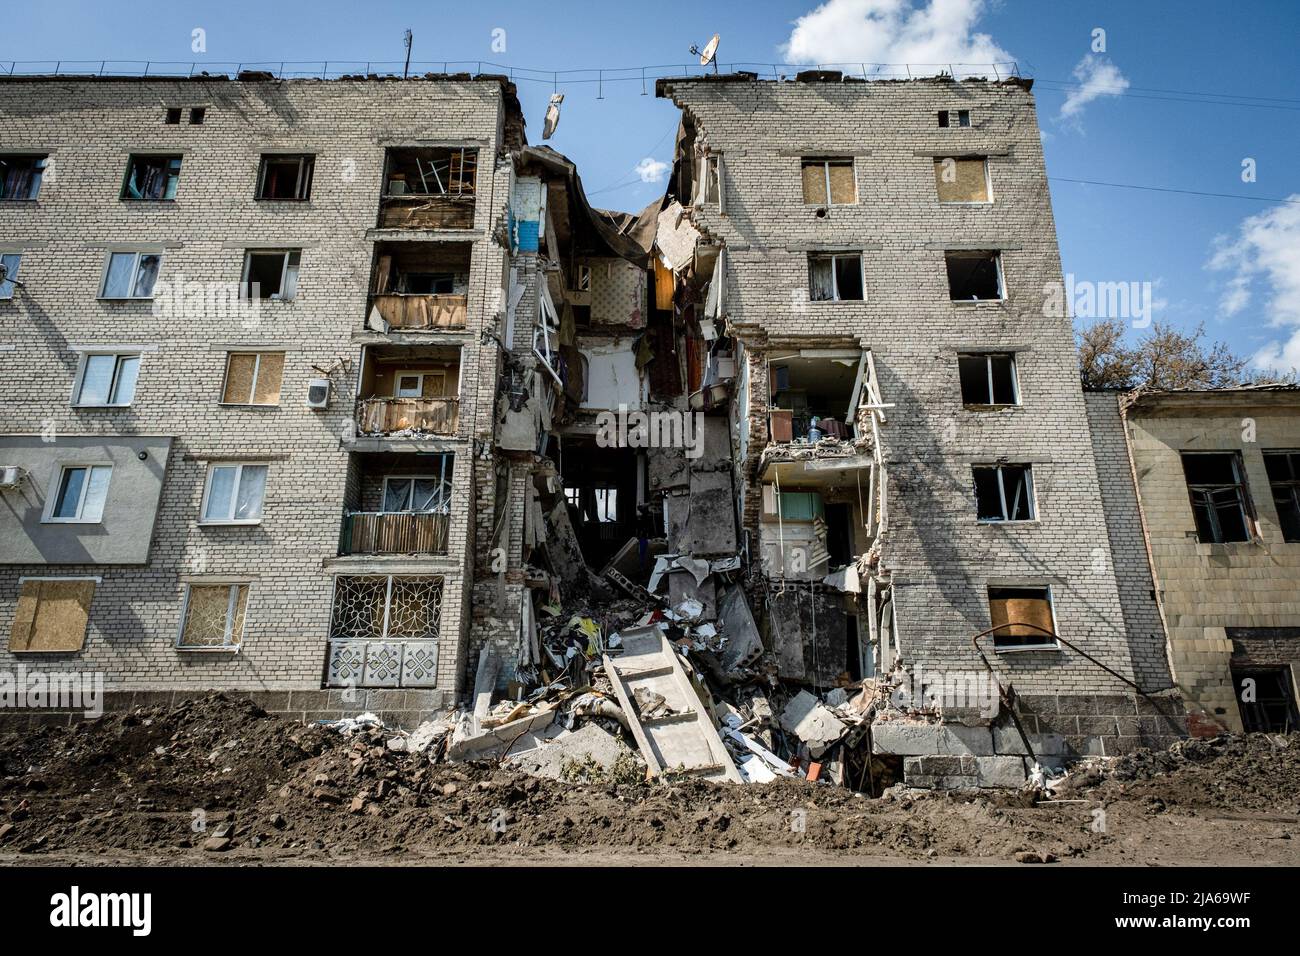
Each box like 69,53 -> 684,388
988,584 -> 1060,652
72,351 -> 142,408
219,351 -> 285,406
0,252 -> 21,299
392,369 -> 450,399
120,153 -> 183,202
800,157 -> 857,206
1264,450 -> 1300,543
176,581 -> 250,651
381,469 -> 452,515
256,153 -> 315,201
1181,451 -> 1255,544
945,250 -> 1005,302
199,462 -> 269,526
934,156 -> 993,205
973,463 -> 1037,523
958,351 -> 1020,407
99,250 -> 163,300
0,153 -> 48,201
240,249 -> 300,301
42,463 -> 113,524
808,252 -> 866,302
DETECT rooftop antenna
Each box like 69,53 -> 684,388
403,29 -> 413,78
690,33 -> 720,75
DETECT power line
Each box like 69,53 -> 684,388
1048,177 -> 1300,204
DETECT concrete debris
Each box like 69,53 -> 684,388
779,691 -> 849,759
507,723 -> 642,781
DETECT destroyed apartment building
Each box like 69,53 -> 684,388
0,68 -> 1192,792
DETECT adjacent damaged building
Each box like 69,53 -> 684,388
0,68 -> 1202,787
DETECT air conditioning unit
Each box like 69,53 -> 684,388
305,379 -> 330,410
0,466 -> 24,489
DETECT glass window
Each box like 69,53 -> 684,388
0,253 -> 20,298
178,584 -> 248,649
48,465 -> 112,522
201,463 -> 268,523
101,251 -> 162,299
1264,451 -> 1300,542
75,353 -> 140,406
122,155 -> 182,200
1181,452 -> 1252,543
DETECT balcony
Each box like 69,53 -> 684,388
378,147 -> 477,230
367,241 -> 472,334
369,293 -> 466,331
356,397 -> 459,436
339,511 -> 449,556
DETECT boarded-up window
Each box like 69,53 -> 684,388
222,352 -> 284,405
801,158 -> 855,205
9,579 -> 95,653
178,583 -> 249,648
934,157 -> 989,203
988,586 -> 1056,649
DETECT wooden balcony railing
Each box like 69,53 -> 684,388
339,511 -> 449,556
370,293 -> 467,330
356,397 -> 459,436
378,195 -> 474,230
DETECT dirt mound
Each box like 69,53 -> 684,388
1066,733 -> 1300,813
1,695 -> 1297,863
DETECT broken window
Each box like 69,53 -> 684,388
958,352 -> 1018,406
189,107 -> 206,125
988,586 -> 1057,649
808,253 -> 864,301
75,352 -> 140,407
165,108 -> 182,125
973,464 -> 1035,522
0,154 -> 47,200
121,154 -> 182,200
1232,665 -> 1299,733
801,158 -> 856,205
201,463 -> 268,524
221,352 -> 284,405
384,147 -> 477,197
177,583 -> 248,649
701,154 -> 721,205
1264,451 -> 1300,542
1181,452 -> 1253,543
769,349 -> 863,441
101,251 -> 162,299
593,488 -> 618,523
241,249 -> 300,300
0,253 -> 22,298
945,250 -> 1003,301
257,154 -> 314,200
46,465 -> 112,523
576,264 -> 591,292
939,110 -> 971,127
934,157 -> 990,203
8,578 -> 96,653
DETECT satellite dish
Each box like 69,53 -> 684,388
699,34 -> 720,66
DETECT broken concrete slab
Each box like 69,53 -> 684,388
448,708 -> 557,762
991,726 -> 1069,757
506,723 -> 638,781
779,690 -> 848,758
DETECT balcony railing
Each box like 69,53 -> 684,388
356,397 -> 459,436
370,293 -> 467,330
339,511 -> 449,556
379,195 -> 474,230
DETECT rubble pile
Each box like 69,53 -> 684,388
2,695 -> 1299,863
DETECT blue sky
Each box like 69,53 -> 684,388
5,0 -> 1299,370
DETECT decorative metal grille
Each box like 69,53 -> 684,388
326,575 -> 443,687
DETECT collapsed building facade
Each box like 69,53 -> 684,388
0,69 -> 1195,788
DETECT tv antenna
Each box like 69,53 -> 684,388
403,29 -> 414,78
690,33 -> 720,74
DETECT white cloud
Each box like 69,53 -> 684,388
781,0 -> 1013,75
635,157 -> 670,183
1059,55 -> 1129,122
1207,198 -> 1300,372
